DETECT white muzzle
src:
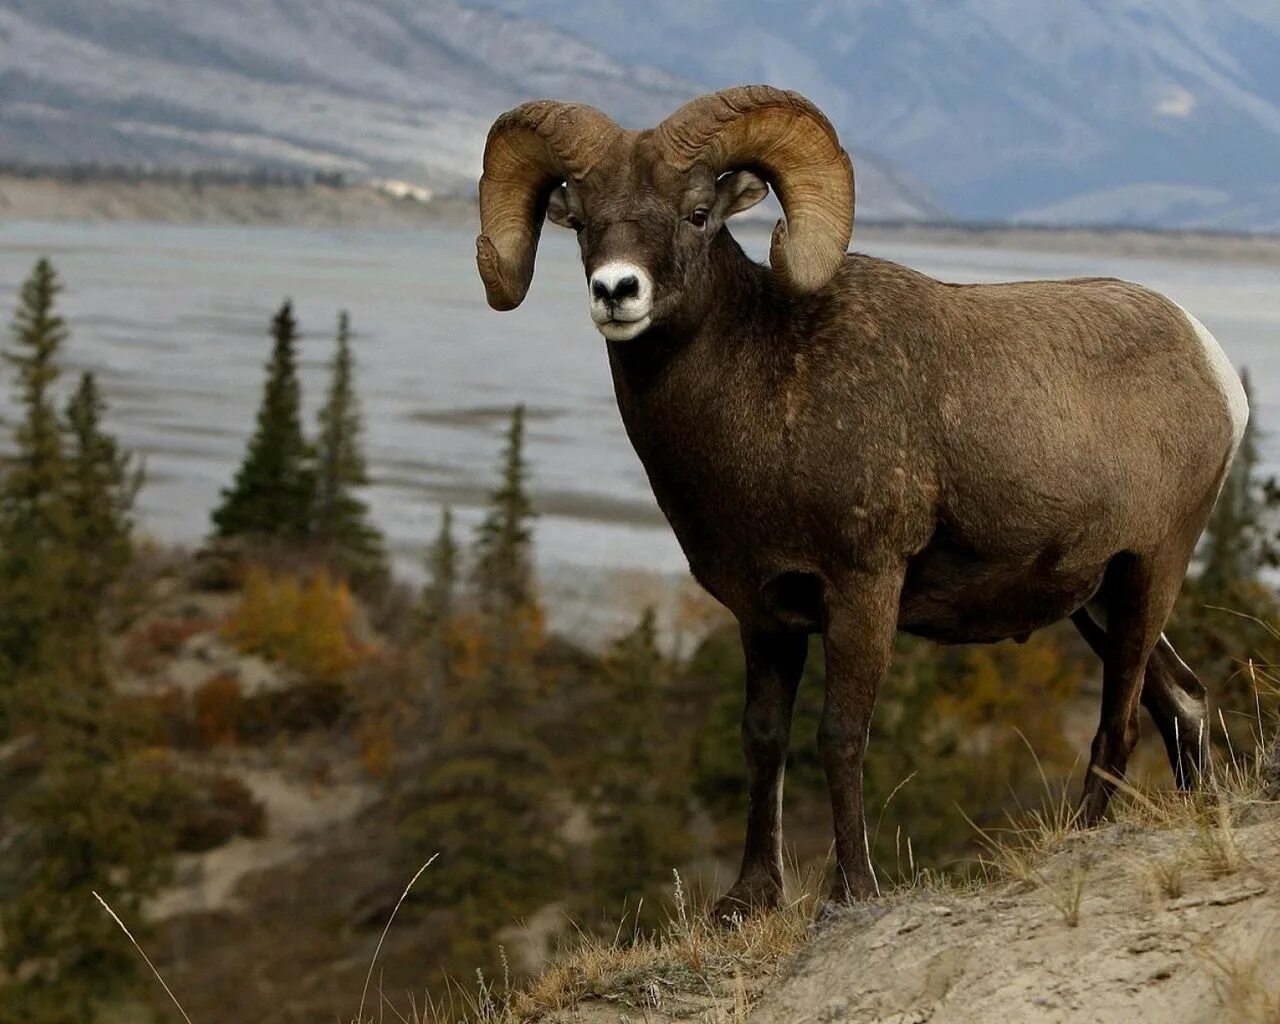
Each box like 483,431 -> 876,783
589,261 -> 653,341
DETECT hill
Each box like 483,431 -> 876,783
0,0 -> 941,220
456,776 -> 1280,1024
489,0 -> 1280,231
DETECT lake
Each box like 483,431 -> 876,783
1,220 -> 1276,639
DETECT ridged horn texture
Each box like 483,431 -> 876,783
655,85 -> 854,294
477,101 -> 622,310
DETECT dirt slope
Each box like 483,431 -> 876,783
750,813 -> 1280,1024
518,801 -> 1279,1024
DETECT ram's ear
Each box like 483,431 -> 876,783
714,170 -> 769,219
546,184 -> 576,229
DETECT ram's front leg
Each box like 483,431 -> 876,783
711,626 -> 807,923
819,567 -> 903,905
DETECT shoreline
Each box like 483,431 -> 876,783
4,176 -> 1280,265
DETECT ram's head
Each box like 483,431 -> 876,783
476,86 -> 855,341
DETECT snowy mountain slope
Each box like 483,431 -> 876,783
0,0 -> 942,219
487,0 -> 1280,229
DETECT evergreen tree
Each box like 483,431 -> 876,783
314,311 -> 386,590
584,609 -> 691,928
63,371 -> 142,668
472,404 -> 535,616
0,258 -> 74,713
399,601 -> 563,975
0,684 -> 179,1024
1167,377 -> 1280,734
211,300 -> 314,542
419,505 -> 459,678
1199,370 -> 1264,599
401,422 -> 561,975
0,262 -> 176,1022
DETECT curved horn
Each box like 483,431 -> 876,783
654,86 -> 853,294
476,101 -> 622,310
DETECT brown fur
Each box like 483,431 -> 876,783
480,95 -> 1241,914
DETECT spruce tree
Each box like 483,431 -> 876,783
420,505 -> 459,679
585,609 -> 691,928
0,262 -> 176,1023
1200,370 -> 1263,599
314,311 -> 386,589
0,685 -> 179,1024
399,592 -> 563,974
0,258 -> 73,708
472,404 -> 535,615
1167,377 -> 1280,731
63,371 -> 142,667
402,423 -> 561,974
211,300 -> 315,542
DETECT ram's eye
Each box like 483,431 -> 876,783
687,207 -> 709,228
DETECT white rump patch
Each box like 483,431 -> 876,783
1172,301 -> 1248,456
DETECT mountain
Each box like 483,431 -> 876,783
0,0 -> 941,220
486,0 -> 1280,231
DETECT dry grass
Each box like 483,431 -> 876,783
379,869 -> 821,1024
392,713 -> 1278,1024
958,673 -> 1280,932
1041,854 -> 1091,927
1203,933 -> 1280,1024
1144,846 -> 1191,900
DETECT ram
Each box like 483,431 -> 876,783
475,85 -> 1248,914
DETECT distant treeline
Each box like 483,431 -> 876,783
0,161 -> 348,190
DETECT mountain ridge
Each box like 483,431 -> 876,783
486,0 -> 1280,231
0,0 -> 942,221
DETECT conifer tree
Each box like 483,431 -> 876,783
314,311 -> 387,589
63,371 -> 142,666
420,505 -> 459,678
0,258 -> 73,708
211,300 -> 314,542
472,404 -> 535,616
585,609 -> 691,928
399,600 -> 563,974
0,261 -> 176,1023
0,686 -> 179,1024
1167,377 -> 1280,729
1199,370 -> 1264,599
402,424 -> 560,974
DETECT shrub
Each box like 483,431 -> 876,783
223,564 -> 368,683
173,772 -> 267,852
192,672 -> 243,748
122,614 -> 209,674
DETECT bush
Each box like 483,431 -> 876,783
122,614 -> 209,674
173,772 -> 267,853
192,672 -> 243,748
239,681 -> 348,737
223,564 -> 369,682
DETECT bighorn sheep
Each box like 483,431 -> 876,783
474,86 -> 1249,912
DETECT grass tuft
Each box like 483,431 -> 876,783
1204,940 -> 1280,1024
373,867 -> 822,1024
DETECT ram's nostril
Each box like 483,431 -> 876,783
592,274 -> 641,303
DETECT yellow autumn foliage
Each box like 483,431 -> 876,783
224,564 -> 369,683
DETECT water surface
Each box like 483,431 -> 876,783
1,221 -> 1275,634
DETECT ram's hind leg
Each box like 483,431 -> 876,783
1144,637 -> 1210,789
1077,552 -> 1188,825
1071,614 -> 1209,791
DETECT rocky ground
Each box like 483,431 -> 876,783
507,790 -> 1280,1024
751,813 -> 1279,1024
